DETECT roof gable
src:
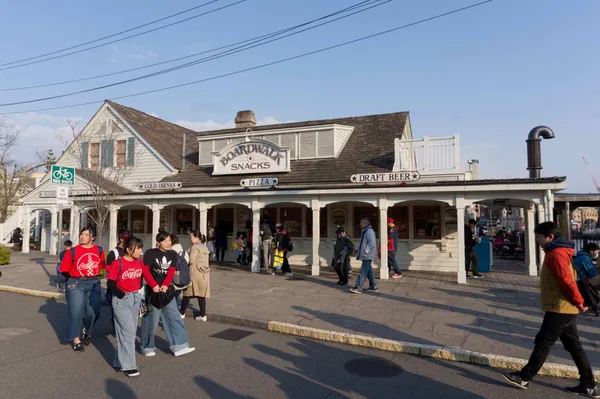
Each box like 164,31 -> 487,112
106,101 -> 194,170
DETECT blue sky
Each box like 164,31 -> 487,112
0,0 -> 598,192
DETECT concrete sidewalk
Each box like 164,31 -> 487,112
2,251 -> 600,370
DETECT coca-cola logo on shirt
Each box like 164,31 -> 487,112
121,269 -> 143,280
77,253 -> 101,276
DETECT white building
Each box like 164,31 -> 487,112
5,101 -> 564,284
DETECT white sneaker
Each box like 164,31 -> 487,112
174,347 -> 195,357
180,313 -> 186,319
195,315 -> 207,322
144,351 -> 156,357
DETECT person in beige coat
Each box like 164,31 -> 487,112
179,231 -> 210,322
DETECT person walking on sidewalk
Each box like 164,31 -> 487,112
502,222 -> 598,397
140,228 -> 195,358
350,218 -> 378,294
387,218 -> 403,280
180,230 -> 211,321
58,226 -> 105,352
260,215 -> 273,270
333,226 -> 354,286
214,221 -> 227,263
573,242 -> 600,317
105,230 -> 131,334
465,219 -> 484,279
107,236 -> 144,378
272,223 -> 293,277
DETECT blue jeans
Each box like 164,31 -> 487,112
65,278 -> 101,341
140,297 -> 190,354
112,292 -> 142,371
354,260 -> 376,292
388,251 -> 401,274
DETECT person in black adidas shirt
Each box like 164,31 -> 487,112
140,228 -> 195,358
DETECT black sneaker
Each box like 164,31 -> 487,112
123,369 -> 140,378
72,342 -> 85,352
473,273 -> 484,279
565,385 -> 600,398
81,334 -> 92,346
367,287 -> 379,292
502,372 -> 529,390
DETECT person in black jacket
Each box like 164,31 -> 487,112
465,219 -> 483,278
272,223 -> 293,276
333,226 -> 355,286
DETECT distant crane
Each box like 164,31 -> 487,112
582,156 -> 600,193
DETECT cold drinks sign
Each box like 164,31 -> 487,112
212,139 -> 291,176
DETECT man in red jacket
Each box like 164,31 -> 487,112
503,222 -> 598,397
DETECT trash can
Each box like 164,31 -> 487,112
474,237 -> 492,273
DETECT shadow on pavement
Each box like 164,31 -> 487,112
291,306 -> 437,345
195,376 -> 256,399
105,378 -> 137,398
244,338 -> 487,398
38,298 -> 68,344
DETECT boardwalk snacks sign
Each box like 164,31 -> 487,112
213,139 -> 290,176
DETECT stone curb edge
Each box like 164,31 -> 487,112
2,285 -> 598,380
0,285 -> 64,299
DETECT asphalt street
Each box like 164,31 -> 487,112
0,292 -> 583,398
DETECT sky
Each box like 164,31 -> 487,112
0,0 -> 598,192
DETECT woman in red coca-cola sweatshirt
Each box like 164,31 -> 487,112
58,226 -> 105,352
107,236 -> 144,378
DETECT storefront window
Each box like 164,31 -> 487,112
353,206 -> 378,238
117,210 -> 128,232
306,207 -> 327,238
281,206 -> 302,237
414,205 -> 441,239
146,211 -> 152,234
131,210 -> 146,234
175,208 -> 193,235
216,207 -> 234,237
61,209 -> 71,232
389,206 -> 409,239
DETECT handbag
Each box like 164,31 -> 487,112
147,285 -> 176,309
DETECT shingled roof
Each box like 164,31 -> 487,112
107,101 -> 195,170
163,111 -> 410,187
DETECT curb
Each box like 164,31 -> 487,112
2,285 -> 598,380
0,285 -> 63,299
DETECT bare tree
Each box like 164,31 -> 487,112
0,118 -> 45,223
63,118 -> 141,246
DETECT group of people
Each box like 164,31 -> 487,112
58,226 -> 212,378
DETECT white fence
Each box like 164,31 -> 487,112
393,134 -> 460,172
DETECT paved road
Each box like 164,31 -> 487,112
0,293 -> 581,398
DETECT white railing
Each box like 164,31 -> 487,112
393,134 -> 460,173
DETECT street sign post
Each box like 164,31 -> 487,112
56,186 -> 69,205
51,165 -> 75,255
51,165 -> 75,185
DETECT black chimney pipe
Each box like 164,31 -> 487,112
526,126 -> 555,178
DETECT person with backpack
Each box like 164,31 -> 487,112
107,236 -> 144,377
140,228 -> 195,357
56,240 -> 73,291
332,226 -> 354,286
260,215 -> 274,270
502,222 -> 598,397
58,226 -> 105,352
573,242 -> 600,317
272,223 -> 293,277
105,230 -> 131,333
170,233 -> 190,292
180,230 -> 211,321
232,232 -> 245,266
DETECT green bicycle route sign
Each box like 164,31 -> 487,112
51,165 -> 75,185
